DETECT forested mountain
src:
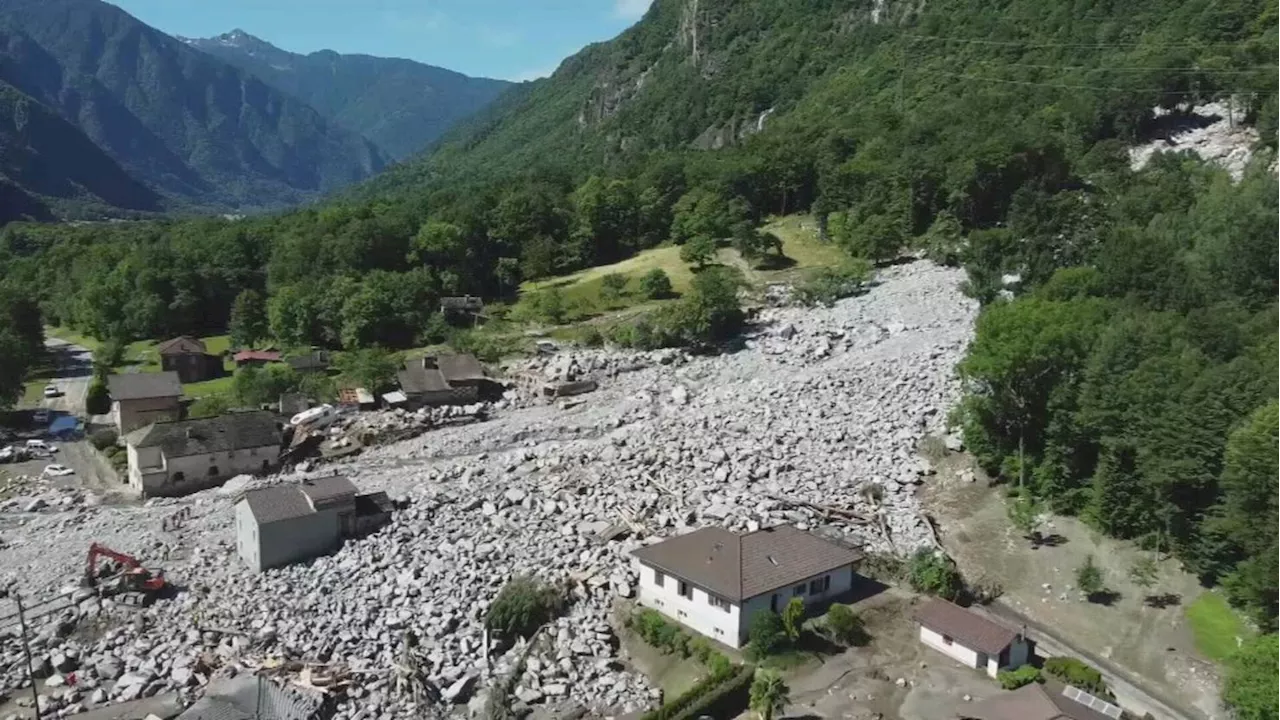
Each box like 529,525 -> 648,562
0,78 -> 160,222
0,0 -> 1276,665
0,0 -> 386,213
181,30 -> 510,161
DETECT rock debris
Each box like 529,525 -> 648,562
0,261 -> 976,719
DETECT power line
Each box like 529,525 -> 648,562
923,69 -> 1279,94
903,33 -> 1268,50
996,62 -> 1278,74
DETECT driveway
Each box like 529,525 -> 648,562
985,602 -> 1201,720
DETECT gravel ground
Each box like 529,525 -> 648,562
0,261 -> 977,720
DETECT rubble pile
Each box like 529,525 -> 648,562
0,262 -> 977,720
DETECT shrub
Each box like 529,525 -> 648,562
998,665 -> 1042,689
188,394 -> 232,419
484,576 -> 567,640
794,259 -> 872,307
687,635 -> 712,664
781,597 -> 805,642
749,669 -> 791,720
1076,555 -> 1105,597
639,268 -> 674,300
88,428 -> 118,451
746,611 -> 788,659
575,326 -> 605,347
639,663 -> 753,720
825,604 -> 869,646
85,378 -> 111,416
1043,657 -> 1108,696
908,549 -> 964,600
600,273 -> 629,302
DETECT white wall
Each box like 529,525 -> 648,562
920,626 -> 984,673
919,626 -> 1031,678
738,564 -> 855,646
131,444 -> 276,497
235,502 -> 262,572
634,560 -> 742,648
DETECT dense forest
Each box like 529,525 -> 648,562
0,0 -> 1276,683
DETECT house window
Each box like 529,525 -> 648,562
708,595 -> 730,612
172,472 -> 185,483
677,610 -> 687,618
793,584 -> 805,596
208,466 -> 219,477
942,635 -> 954,645
678,581 -> 692,600
714,628 -> 723,636
809,579 -> 821,595
654,570 -> 665,588
822,575 -> 831,592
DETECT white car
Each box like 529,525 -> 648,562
42,384 -> 61,398
42,464 -> 74,477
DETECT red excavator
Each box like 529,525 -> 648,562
83,543 -> 168,607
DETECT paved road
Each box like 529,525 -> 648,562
985,602 -> 1202,720
41,337 -> 94,416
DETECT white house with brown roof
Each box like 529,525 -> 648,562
125,411 -> 282,497
630,524 -> 863,648
914,598 -> 1031,678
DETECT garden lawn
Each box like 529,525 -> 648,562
1186,592 -> 1253,662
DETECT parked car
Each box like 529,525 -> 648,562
25,439 -> 56,454
43,384 -> 61,398
0,446 -> 13,463
32,409 -> 49,424
42,464 -> 74,477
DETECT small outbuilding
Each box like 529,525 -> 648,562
156,336 -> 224,384
235,475 -> 392,572
914,598 -> 1031,678
233,349 -> 282,367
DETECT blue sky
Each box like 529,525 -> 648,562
108,0 -> 654,81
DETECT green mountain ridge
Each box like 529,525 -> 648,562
181,29 -> 511,161
0,0 -> 388,213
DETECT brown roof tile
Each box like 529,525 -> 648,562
630,524 -> 862,602
914,599 -> 1020,655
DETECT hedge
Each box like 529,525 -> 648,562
1043,656 -> 1109,696
629,608 -> 730,671
639,663 -> 755,720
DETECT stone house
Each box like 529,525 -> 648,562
235,475 -> 393,572
630,524 -> 863,648
124,411 -> 283,497
913,598 -> 1031,679
396,353 -> 486,407
156,336 -> 224,383
108,372 -> 183,433
959,680 -> 1121,720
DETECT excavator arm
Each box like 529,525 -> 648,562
85,543 -> 166,591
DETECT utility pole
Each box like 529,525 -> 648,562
1,589 -> 43,720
